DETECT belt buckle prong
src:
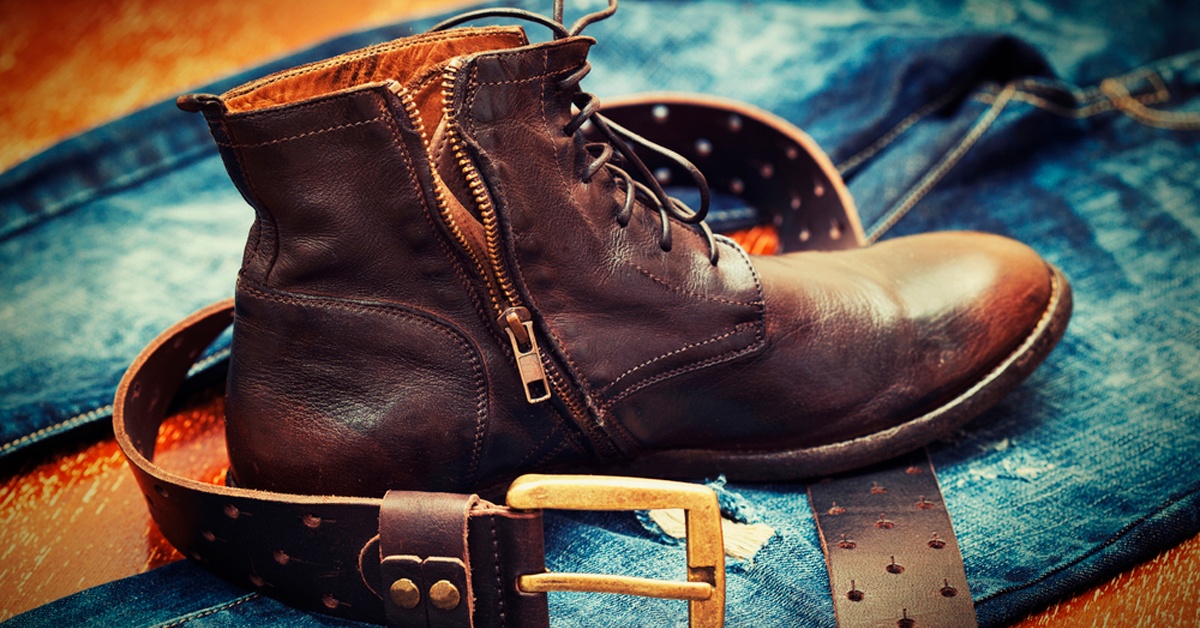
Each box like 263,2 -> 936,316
507,474 -> 725,628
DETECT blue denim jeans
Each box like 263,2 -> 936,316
5,1 -> 1200,626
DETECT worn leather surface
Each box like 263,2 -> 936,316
113,300 -> 549,626
195,27 -> 1068,498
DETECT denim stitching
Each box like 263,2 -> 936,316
982,70 -> 1170,119
975,481 -> 1200,605
868,83 -> 1016,242
152,592 -> 260,628
837,81 -> 970,175
0,145 -> 213,245
0,405 -> 112,455
1102,76 -> 1200,129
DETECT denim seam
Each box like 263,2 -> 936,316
0,405 -> 113,455
867,83 -> 1015,242
836,80 -> 970,175
151,592 -> 260,628
1101,77 -> 1200,130
0,145 -> 213,245
977,70 -> 1170,119
0,347 -> 230,455
974,481 -> 1200,605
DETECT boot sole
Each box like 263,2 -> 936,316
603,263 -> 1073,481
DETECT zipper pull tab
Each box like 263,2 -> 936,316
500,307 -> 551,403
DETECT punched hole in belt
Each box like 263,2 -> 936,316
652,104 -> 669,122
846,580 -> 864,602
695,138 -> 712,156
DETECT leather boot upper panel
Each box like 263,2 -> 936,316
456,38 -> 767,412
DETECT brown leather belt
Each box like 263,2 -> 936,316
113,95 -> 969,627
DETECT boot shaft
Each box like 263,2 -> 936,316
189,28 -> 596,496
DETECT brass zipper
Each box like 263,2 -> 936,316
439,61 -> 561,407
387,80 -> 501,314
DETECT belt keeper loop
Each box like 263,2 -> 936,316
380,491 -> 475,627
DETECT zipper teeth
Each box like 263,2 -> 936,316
393,80 -> 501,313
442,62 -> 522,309
440,63 -> 593,430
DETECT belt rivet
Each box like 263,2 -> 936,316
846,579 -> 864,602
390,578 -> 420,609
429,579 -> 461,610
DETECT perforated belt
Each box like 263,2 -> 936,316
114,95 -> 971,627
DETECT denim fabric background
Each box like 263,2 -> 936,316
4,0 -> 1199,626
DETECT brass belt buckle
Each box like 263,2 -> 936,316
507,474 -> 725,627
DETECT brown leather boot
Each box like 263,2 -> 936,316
179,5 -> 1070,498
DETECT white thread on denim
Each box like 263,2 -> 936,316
868,83 -> 1016,242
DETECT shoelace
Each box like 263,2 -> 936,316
432,0 -> 719,264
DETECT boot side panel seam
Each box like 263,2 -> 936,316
601,322 -> 761,395
218,117 -> 279,285
373,92 -> 501,482
629,262 -> 763,307
603,324 -> 767,411
238,281 -> 491,486
213,116 -> 384,149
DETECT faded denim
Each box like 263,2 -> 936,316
4,0 -> 1199,626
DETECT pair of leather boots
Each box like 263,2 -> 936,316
180,1 -> 1071,499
